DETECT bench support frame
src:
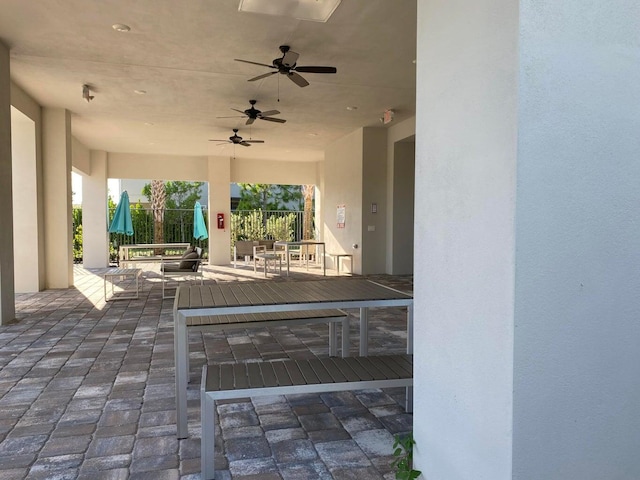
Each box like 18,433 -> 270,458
200,357 -> 413,479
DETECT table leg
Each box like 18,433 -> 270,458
285,245 -> 290,276
359,307 -> 368,356
341,314 -> 350,358
322,244 -> 326,276
405,304 -> 413,412
329,322 -> 337,357
175,311 -> 189,439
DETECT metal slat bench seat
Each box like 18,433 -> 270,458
200,354 -> 413,479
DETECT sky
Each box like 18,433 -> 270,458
72,172 -> 120,204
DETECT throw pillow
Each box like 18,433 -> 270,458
179,251 -> 199,270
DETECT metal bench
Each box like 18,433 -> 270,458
200,354 -> 413,480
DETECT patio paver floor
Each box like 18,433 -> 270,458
0,264 -> 413,479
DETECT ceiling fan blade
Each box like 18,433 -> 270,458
287,72 -> 309,87
230,108 -> 246,114
234,58 -> 275,68
248,71 -> 278,82
209,139 -> 229,142
281,50 -> 299,67
216,115 -> 244,119
259,110 -> 280,116
245,117 -> 256,125
295,66 -> 337,74
245,139 -> 265,143
260,116 -> 286,123
239,142 -> 251,147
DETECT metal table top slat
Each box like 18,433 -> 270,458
247,362 -> 264,388
319,358 -> 347,383
296,360 -> 321,385
199,286 -> 215,309
189,286 -> 204,308
230,284 -> 255,307
252,282 -> 289,305
272,361 -> 293,387
328,357 -> 359,382
176,286 -> 190,309
360,356 -> 400,379
219,285 -> 242,307
205,365 -> 222,391
210,286 -> 227,307
178,279 -> 412,312
284,361 -> 307,386
307,359 -> 334,384
233,363 -> 249,389
351,357 -> 388,380
259,362 -> 278,387
219,364 -> 234,390
237,283 -> 264,305
389,354 -> 414,372
343,357 -> 375,381
386,355 -> 413,377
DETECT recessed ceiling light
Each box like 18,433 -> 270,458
134,89 -> 147,95
308,133 -> 318,137
346,106 -> 358,111
112,23 -> 131,32
144,122 -> 154,126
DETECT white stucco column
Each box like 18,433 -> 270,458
0,41 -> 15,324
82,150 -> 108,268
207,156 -> 231,265
414,1 -> 640,478
11,108 -> 39,292
42,108 -> 73,288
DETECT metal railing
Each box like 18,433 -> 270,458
72,208 -> 313,263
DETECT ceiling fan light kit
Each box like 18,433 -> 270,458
235,45 -> 337,88
217,99 -> 286,125
209,128 -> 265,147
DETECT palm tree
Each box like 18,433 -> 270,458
150,180 -> 166,254
302,184 -> 314,240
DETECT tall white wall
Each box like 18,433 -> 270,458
361,128 -> 388,274
414,0 -> 640,478
42,108 -> 73,288
386,117 -> 416,274
11,82 -> 44,292
11,108 -> 39,292
324,129 -> 364,273
413,0 -> 518,477
0,40 -> 15,324
391,141 -> 414,275
512,1 -> 640,477
82,150 -> 109,268
208,156 -> 231,265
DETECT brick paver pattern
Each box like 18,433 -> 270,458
0,264 -> 413,479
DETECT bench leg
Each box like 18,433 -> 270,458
201,388 -> 216,479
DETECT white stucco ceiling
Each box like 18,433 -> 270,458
0,0 -> 416,163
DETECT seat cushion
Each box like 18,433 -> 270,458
162,264 -> 193,273
181,246 -> 196,258
179,251 -> 199,270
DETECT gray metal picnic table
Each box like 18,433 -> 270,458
173,278 -> 413,439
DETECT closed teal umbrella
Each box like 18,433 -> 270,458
193,201 -> 208,240
108,191 -> 134,236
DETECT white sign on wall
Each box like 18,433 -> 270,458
337,204 -> 346,228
